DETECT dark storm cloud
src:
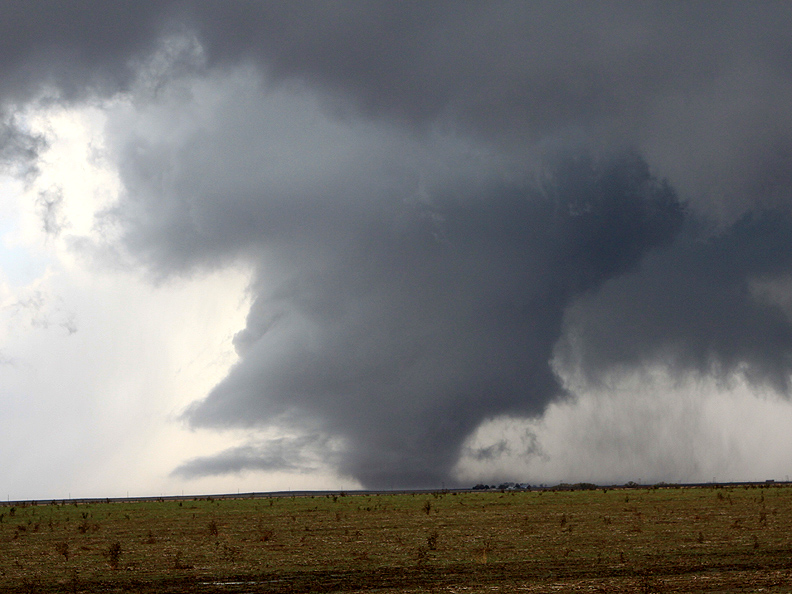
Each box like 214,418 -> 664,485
5,2 -> 792,218
4,2 -> 792,487
182,2 -> 792,217
557,210 -> 792,396
0,1 -> 173,102
182,153 -> 684,487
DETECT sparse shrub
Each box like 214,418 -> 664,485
66,570 -> 80,594
423,500 -> 432,515
638,572 -> 660,593
106,542 -> 121,570
55,542 -> 69,561
574,483 -> 598,491
426,530 -> 439,550
173,551 -> 193,570
77,520 -> 90,534
477,538 -> 493,564
208,519 -> 219,536
221,543 -> 241,562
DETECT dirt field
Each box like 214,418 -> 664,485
3,485 -> 792,592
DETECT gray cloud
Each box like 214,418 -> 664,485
36,187 -> 67,236
0,113 -> 46,178
177,151 -> 684,487
172,435 -> 330,478
0,1 -> 173,103
557,210 -> 792,396
3,2 -> 792,488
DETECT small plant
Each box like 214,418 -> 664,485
639,572 -> 659,594
208,519 -> 219,536
66,570 -> 80,594
476,538 -> 493,564
423,500 -> 432,515
173,551 -> 193,570
426,530 -> 439,550
77,520 -> 90,534
220,543 -> 240,562
106,542 -> 122,570
55,542 -> 69,561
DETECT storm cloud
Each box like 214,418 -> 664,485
3,2 -> 792,489
176,151 -> 684,486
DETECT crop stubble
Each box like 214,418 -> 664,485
2,485 -> 792,592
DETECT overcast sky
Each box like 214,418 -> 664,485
3,2 -> 792,499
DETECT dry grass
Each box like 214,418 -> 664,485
2,485 -> 792,592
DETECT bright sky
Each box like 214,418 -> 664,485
0,103 -> 365,499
